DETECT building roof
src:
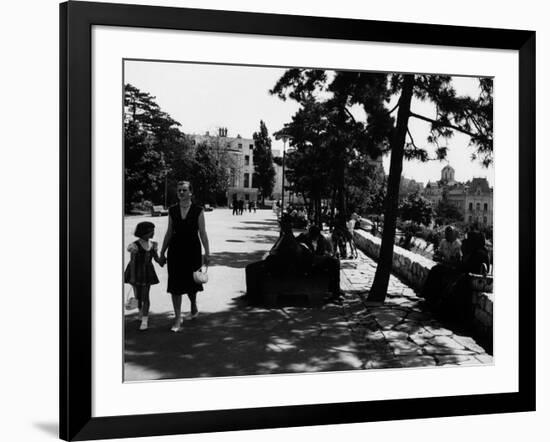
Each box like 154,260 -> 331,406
466,177 -> 491,194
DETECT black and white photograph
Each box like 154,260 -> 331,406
123,60 -> 494,381
2,0 -> 543,440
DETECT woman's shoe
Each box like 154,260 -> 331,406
190,311 -> 199,320
170,322 -> 182,332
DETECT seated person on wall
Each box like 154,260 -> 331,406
433,225 -> 462,266
421,226 -> 466,314
461,227 -> 491,276
296,225 -> 344,303
245,214 -> 310,303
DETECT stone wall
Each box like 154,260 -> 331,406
352,229 -> 435,291
353,229 -> 493,351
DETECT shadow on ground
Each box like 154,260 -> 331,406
125,296 -> 361,380
209,250 -> 267,268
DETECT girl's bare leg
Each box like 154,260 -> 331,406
133,286 -> 142,320
139,286 -> 151,330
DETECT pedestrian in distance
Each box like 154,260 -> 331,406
159,180 -> 210,332
124,221 -> 163,331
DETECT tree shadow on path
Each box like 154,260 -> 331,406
124,298 -> 362,381
209,250 -> 267,269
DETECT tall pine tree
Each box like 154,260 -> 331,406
271,70 -> 492,303
252,121 -> 276,204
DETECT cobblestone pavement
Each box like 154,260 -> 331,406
334,250 -> 493,369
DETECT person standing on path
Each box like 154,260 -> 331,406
159,180 -> 210,332
232,195 -> 238,215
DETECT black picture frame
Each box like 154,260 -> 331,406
60,1 -> 536,440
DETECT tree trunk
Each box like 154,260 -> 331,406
368,75 -> 415,302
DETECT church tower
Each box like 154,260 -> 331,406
441,165 -> 455,185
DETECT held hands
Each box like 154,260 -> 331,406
202,254 -> 210,266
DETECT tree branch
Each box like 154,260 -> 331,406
343,107 -> 358,125
406,128 -> 441,162
407,128 -> 419,150
387,102 -> 399,115
409,111 -> 481,139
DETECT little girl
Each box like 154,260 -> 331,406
124,221 -> 162,330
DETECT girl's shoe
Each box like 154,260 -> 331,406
170,322 -> 182,332
190,311 -> 199,320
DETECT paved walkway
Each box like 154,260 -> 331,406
124,210 -> 491,381
338,253 -> 492,369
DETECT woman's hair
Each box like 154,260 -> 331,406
308,225 -> 321,238
134,221 -> 155,239
176,180 -> 193,192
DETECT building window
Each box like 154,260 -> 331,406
249,144 -> 254,150
468,202 -> 473,211
245,194 -> 250,200
476,202 -> 480,211
244,173 -> 250,188
245,155 -> 250,166
468,215 -> 472,222
483,216 -> 488,224
238,143 -> 242,149
484,203 -> 488,211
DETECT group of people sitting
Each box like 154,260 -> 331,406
421,224 -> 491,319
434,225 -> 491,275
245,214 -> 344,305
283,205 -> 309,228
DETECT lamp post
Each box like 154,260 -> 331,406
164,172 -> 168,208
281,137 -> 286,211
281,135 -> 289,212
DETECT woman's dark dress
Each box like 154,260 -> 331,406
167,203 -> 204,295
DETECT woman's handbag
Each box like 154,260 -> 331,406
193,265 -> 209,284
125,287 -> 139,311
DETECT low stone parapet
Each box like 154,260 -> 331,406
352,228 -> 493,352
352,229 -> 435,290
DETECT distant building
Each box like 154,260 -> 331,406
191,128 -> 259,203
422,165 -> 493,226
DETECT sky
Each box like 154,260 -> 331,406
124,60 -> 494,186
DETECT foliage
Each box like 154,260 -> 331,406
434,197 -> 464,225
252,121 -> 276,201
124,84 -> 183,208
271,76 -> 386,223
124,84 -> 234,210
399,192 -> 433,226
347,163 -> 387,215
270,70 -> 493,301
189,142 -> 231,205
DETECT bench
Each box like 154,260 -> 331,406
258,273 -> 330,308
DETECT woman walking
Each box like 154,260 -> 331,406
160,180 -> 210,332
